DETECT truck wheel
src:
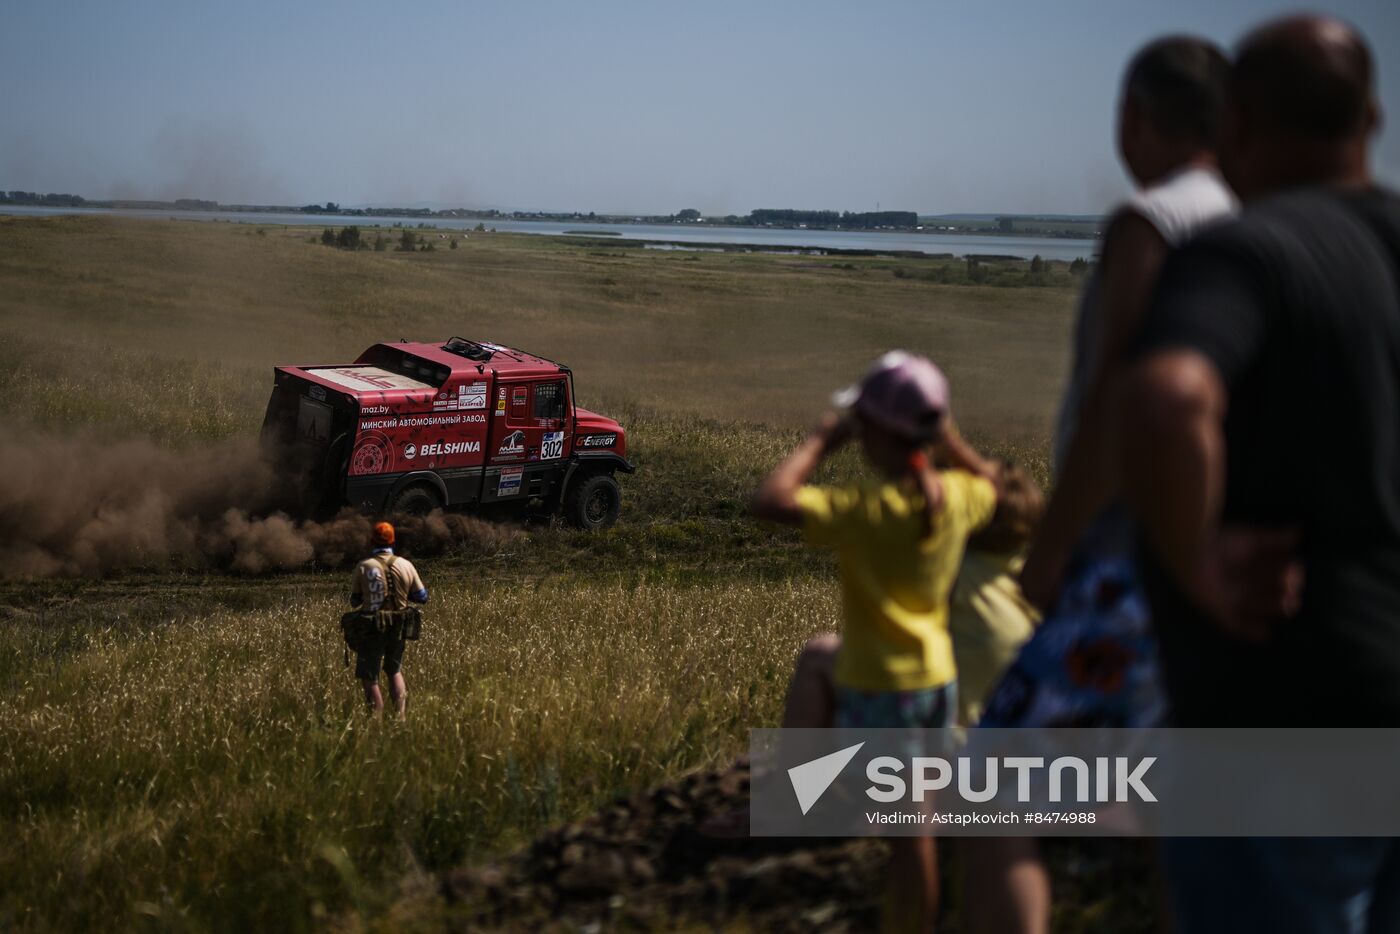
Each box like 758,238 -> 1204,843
565,473 -> 620,530
390,484 -> 442,517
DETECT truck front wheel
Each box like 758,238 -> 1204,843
565,472 -> 620,530
390,483 -> 442,517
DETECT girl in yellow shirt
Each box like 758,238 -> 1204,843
753,350 -> 1001,933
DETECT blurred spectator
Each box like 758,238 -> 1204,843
967,36 -> 1233,934
1121,15 -> 1400,932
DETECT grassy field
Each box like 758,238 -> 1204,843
0,215 -> 1086,931
0,214 -> 1073,445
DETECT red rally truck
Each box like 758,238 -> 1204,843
260,338 -> 632,529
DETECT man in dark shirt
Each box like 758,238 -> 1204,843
1121,15 -> 1400,932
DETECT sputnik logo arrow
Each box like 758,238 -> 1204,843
788,742 -> 865,815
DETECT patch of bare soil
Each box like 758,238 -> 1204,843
442,758 -> 882,931
438,759 -> 1155,932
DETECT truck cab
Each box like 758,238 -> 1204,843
260,338 -> 633,528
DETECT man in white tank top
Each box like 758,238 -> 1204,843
1025,40 -> 1237,606
966,37 -> 1235,934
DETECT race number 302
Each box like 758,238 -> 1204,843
541,431 -> 564,460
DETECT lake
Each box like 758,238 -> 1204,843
0,205 -> 1099,261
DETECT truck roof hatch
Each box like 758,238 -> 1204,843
442,337 -> 497,362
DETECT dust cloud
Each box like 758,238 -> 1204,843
151,116 -> 292,206
0,432 -> 518,580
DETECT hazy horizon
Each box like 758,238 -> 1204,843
5,0 -> 1397,217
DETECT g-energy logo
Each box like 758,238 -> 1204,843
789,743 -> 1156,814
581,433 -> 617,448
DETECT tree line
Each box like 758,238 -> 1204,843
1,191 -> 89,206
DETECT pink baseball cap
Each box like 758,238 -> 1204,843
833,351 -> 950,441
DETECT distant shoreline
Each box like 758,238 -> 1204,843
0,205 -> 1099,261
0,196 -> 1102,241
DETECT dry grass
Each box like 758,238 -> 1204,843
0,578 -> 837,930
0,215 -> 1080,930
0,215 -> 1073,442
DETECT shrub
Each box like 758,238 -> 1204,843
320,228 -> 335,246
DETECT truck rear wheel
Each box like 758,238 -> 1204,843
390,484 -> 442,517
565,472 -> 620,531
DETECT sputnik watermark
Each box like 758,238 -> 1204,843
788,741 -> 865,815
751,728 -> 1400,837
864,754 -> 1155,803
787,741 -> 1153,813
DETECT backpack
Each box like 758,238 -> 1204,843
340,555 -> 423,658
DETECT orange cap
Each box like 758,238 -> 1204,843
372,522 -> 395,547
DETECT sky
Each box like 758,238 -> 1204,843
3,0 -> 1397,216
